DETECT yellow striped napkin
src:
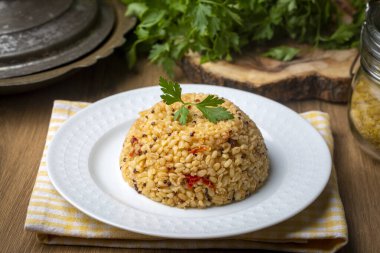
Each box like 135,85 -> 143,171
25,100 -> 348,253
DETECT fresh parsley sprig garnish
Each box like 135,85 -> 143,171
159,77 -> 234,125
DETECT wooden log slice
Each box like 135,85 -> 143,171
180,45 -> 359,102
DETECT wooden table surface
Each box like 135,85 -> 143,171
1,52 -> 379,253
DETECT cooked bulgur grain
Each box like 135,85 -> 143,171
120,93 -> 269,208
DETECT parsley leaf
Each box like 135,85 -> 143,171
196,95 -> 224,107
174,105 -> 189,125
196,105 -> 234,124
125,3 -> 148,19
193,4 -> 212,35
159,77 -> 234,125
159,77 -> 183,105
263,46 -> 300,61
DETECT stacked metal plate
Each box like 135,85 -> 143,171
0,0 -> 135,93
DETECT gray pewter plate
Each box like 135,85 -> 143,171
0,0 -> 136,94
0,0 -> 114,79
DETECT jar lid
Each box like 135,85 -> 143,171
0,0 -> 115,79
361,0 -> 380,82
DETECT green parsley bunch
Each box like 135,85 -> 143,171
122,0 -> 366,76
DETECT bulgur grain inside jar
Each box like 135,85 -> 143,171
349,70 -> 380,159
348,1 -> 380,160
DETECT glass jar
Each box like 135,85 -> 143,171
348,1 -> 380,160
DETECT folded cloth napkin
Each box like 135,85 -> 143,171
25,100 -> 348,253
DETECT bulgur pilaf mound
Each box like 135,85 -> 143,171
120,93 -> 269,208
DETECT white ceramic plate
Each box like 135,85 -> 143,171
47,85 -> 331,239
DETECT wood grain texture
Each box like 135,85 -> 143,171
181,46 -> 358,103
0,52 -> 379,253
